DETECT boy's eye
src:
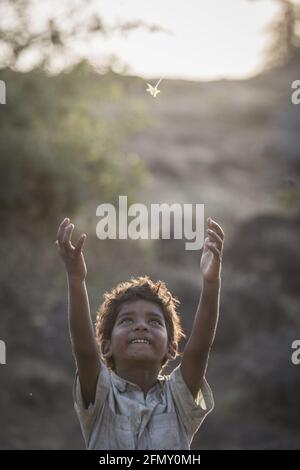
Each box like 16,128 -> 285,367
119,318 -> 132,324
150,319 -> 162,325
119,318 -> 162,325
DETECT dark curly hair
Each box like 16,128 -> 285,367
95,276 -> 186,372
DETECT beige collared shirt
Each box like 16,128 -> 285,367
73,361 -> 214,450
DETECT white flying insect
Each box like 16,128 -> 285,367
146,78 -> 163,97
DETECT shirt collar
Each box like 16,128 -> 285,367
111,370 -> 165,393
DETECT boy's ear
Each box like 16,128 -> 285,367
167,341 -> 177,360
101,339 -> 113,359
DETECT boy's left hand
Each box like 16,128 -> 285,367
200,217 -> 225,283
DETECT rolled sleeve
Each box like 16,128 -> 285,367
73,360 -> 111,446
169,363 -> 214,441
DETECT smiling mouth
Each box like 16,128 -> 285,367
129,339 -> 151,345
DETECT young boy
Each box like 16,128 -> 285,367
56,216 -> 224,450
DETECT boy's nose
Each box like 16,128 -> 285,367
134,321 -> 149,331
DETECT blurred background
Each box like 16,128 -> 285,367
0,0 -> 300,449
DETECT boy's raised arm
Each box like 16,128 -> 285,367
181,218 -> 224,399
56,218 -> 100,406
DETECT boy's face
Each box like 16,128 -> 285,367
103,299 -> 176,370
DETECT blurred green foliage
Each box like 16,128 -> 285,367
0,63 -> 149,232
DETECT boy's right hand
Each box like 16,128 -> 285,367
56,218 -> 87,283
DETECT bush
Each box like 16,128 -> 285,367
0,65 -> 148,233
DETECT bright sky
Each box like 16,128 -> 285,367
88,0 -> 280,81
19,0 -> 282,80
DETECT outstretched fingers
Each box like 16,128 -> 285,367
205,218 -> 225,260
56,217 -> 69,242
206,240 -> 221,259
74,234 -> 86,255
207,218 -> 225,240
62,223 -> 75,251
207,228 -> 223,251
56,218 -> 75,256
